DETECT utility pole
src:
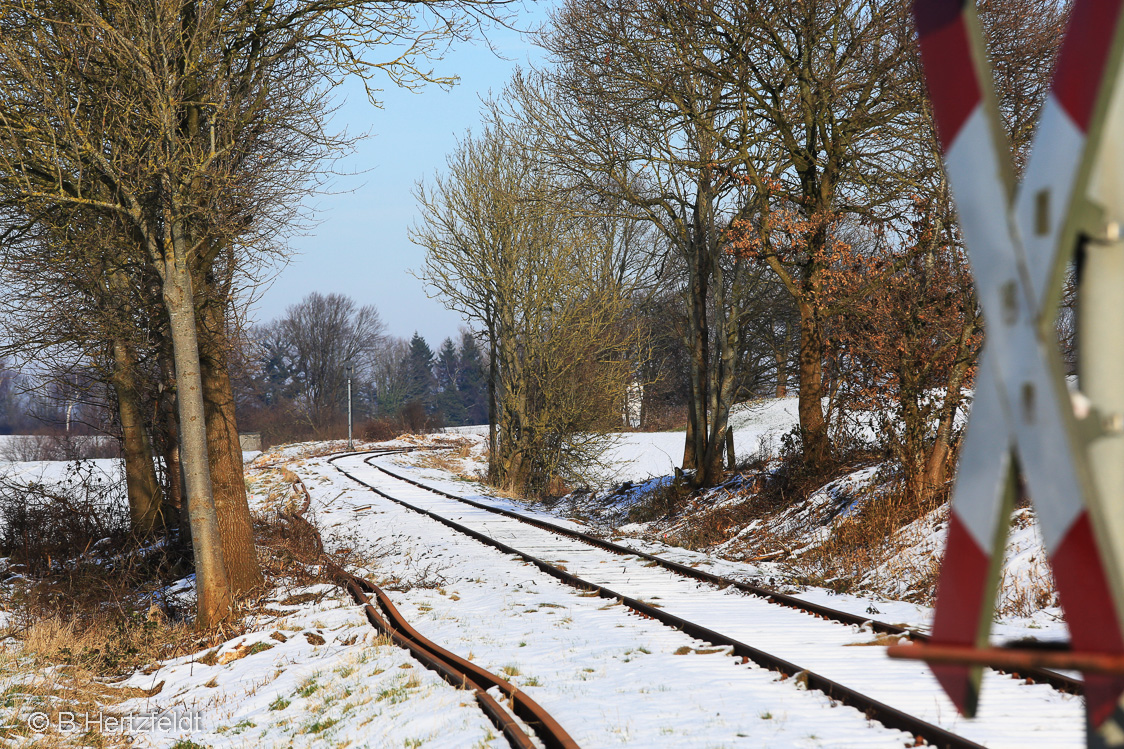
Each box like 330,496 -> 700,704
346,363 -> 354,450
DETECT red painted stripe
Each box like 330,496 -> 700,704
1052,511 -> 1124,726
1052,0 -> 1124,132
914,5 -> 982,152
929,512 -> 990,715
913,0 -> 970,37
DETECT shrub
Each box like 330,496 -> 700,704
360,401 -> 443,443
627,476 -> 692,524
360,417 -> 401,443
0,461 -> 130,572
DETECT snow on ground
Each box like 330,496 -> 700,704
119,582 -> 505,749
364,448 -> 1081,746
107,448 -> 932,748
0,456 -> 122,482
0,399 -> 1076,746
599,399 -> 800,483
282,455 -> 922,748
386,399 -> 1066,646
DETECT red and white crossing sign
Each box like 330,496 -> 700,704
912,0 -> 1124,727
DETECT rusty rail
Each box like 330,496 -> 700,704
277,469 -> 580,749
889,642 -> 1124,675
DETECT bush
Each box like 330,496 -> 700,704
785,474 -> 948,598
0,461 -> 130,572
0,463 -> 195,675
360,401 -> 443,443
639,404 -> 687,432
627,476 -> 692,524
398,401 -> 443,433
360,417 -> 401,442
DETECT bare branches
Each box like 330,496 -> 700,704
414,125 -> 647,493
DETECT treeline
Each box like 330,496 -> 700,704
232,292 -> 488,443
415,0 -> 1065,500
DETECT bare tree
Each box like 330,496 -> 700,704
691,0 -> 919,471
500,0 -> 795,485
415,124 -> 648,493
0,0 -> 512,626
275,292 -> 386,431
371,336 -> 413,417
0,212 -> 168,535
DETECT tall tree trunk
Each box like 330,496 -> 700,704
923,319 -> 976,492
164,411 -> 189,539
797,298 -> 831,468
682,236 -> 709,474
899,364 -> 927,502
160,227 -> 231,627
682,395 -> 698,469
197,294 -> 263,594
699,245 -> 740,487
157,344 -> 189,542
775,322 -> 789,398
486,321 -> 500,485
499,348 -> 530,491
110,338 -> 164,535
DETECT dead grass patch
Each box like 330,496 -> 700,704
783,477 -> 947,599
665,453 -> 876,553
995,558 -> 1057,617
413,443 -> 479,482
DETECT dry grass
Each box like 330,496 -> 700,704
0,467 -> 338,746
783,479 -> 947,598
623,451 -> 957,603
662,455 -> 874,552
995,569 -> 1057,617
0,455 -> 442,746
0,594 -> 200,747
626,478 -> 693,525
412,441 -> 479,482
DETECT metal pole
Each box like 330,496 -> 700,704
347,368 -> 353,450
1081,229 -> 1124,748
1083,67 -> 1124,747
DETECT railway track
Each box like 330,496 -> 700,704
354,447 -> 1083,697
316,447 -> 1085,748
276,467 -> 580,749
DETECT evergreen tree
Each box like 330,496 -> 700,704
434,337 -> 464,425
457,331 -> 488,425
404,332 -> 437,411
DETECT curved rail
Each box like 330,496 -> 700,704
276,467 -> 580,749
328,449 -> 988,749
356,448 -> 1082,696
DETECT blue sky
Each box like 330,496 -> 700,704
248,2 -> 553,347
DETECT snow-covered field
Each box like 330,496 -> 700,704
597,399 -> 800,483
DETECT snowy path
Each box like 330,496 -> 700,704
310,452 -> 1085,748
